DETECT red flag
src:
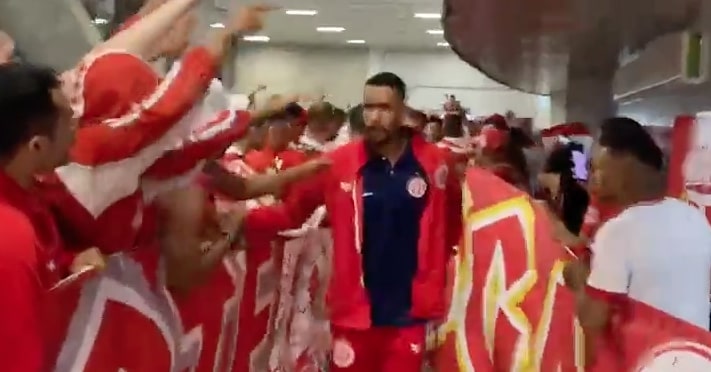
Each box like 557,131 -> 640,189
601,300 -> 711,370
433,165 -> 711,371
433,168 -> 579,371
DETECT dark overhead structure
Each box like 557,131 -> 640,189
442,0 -> 700,95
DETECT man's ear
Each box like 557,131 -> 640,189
27,135 -> 48,154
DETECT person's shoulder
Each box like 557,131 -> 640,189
663,199 -> 711,231
0,203 -> 38,261
594,205 -> 638,240
327,139 -> 361,159
420,137 -> 448,155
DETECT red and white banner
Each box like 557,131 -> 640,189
667,114 -> 711,221
45,152 -> 332,371
431,166 -> 711,371
432,168 -> 580,371
46,227 -> 331,372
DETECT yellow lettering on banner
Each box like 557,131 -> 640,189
574,318 -> 585,371
472,196 -> 537,370
439,191 -> 568,371
438,186 -> 475,371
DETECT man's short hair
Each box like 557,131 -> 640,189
284,101 -> 305,119
348,104 -> 365,134
334,107 -> 346,122
406,108 -> 427,126
365,72 -> 406,100
0,62 -> 60,157
442,114 -> 463,136
599,116 -> 663,171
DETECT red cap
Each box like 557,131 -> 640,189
473,125 -> 507,150
484,114 -> 508,130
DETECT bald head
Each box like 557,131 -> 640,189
306,101 -> 342,141
307,102 -> 336,123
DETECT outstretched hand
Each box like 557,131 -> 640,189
267,157 -> 332,197
230,4 -> 279,34
297,157 -> 333,177
70,247 -> 107,274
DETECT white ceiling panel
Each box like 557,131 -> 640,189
198,0 -> 445,50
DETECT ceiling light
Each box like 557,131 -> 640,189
243,35 -> 270,42
414,13 -> 441,19
92,18 -> 109,25
285,9 -> 318,16
347,39 -> 366,44
437,42 -> 450,47
427,29 -> 444,35
210,22 -> 225,29
316,26 -> 345,33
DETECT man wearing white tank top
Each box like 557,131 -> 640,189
564,117 -> 711,365
588,197 -> 711,328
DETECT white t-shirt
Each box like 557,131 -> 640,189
587,198 -> 711,329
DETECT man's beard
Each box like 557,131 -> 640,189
363,126 -> 391,145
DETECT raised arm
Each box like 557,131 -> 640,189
68,47 -> 217,165
97,0 -> 199,59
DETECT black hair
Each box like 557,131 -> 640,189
0,62 -> 60,158
365,72 -> 406,100
348,104 -> 365,135
284,101 -> 305,119
442,114 -> 463,137
599,117 -> 663,171
407,109 -> 427,128
545,142 -> 590,234
544,144 -> 575,176
334,107 -> 346,121
428,115 -> 443,126
499,127 -> 533,185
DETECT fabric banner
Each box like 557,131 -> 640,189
432,168 -> 580,371
45,228 -> 331,372
667,114 -> 711,221
45,153 -> 332,371
431,166 -> 711,371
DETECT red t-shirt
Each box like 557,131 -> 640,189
0,172 -> 63,371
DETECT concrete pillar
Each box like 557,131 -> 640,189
549,90 -> 567,125
220,42 -> 237,91
0,0 -> 100,71
565,76 -> 617,128
564,11 -> 621,129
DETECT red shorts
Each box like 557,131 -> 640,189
330,324 -> 426,372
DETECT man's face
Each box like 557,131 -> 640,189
28,89 -> 76,172
589,145 -> 625,202
362,85 -> 403,144
267,121 -> 292,150
247,126 -> 267,150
